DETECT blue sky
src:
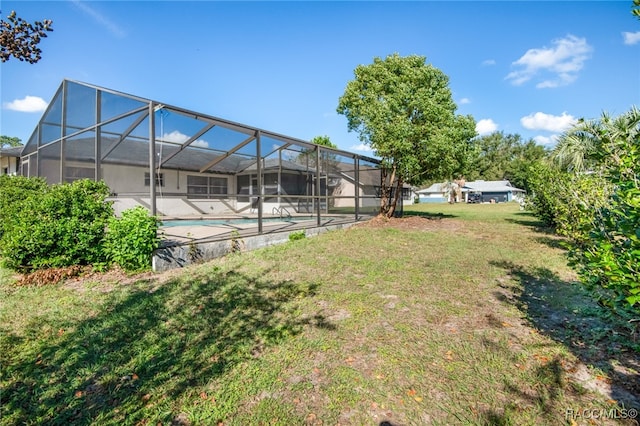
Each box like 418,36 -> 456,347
1,1 -> 639,154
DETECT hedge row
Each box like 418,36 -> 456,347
0,176 -> 160,273
524,108 -> 639,319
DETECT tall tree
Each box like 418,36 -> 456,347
1,10 -> 53,63
468,132 -> 524,181
310,135 -> 337,149
0,135 -> 23,148
503,139 -> 547,192
337,53 -> 476,217
466,131 -> 547,191
550,118 -> 600,173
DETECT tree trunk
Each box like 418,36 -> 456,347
379,165 -> 396,217
386,177 -> 403,218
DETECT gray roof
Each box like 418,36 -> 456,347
416,183 -> 447,194
463,180 -> 524,193
0,146 -> 24,157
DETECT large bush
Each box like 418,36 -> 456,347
527,108 -> 640,316
0,175 -> 47,239
103,206 -> 161,272
0,179 -> 113,271
573,110 -> 640,311
523,161 -> 570,228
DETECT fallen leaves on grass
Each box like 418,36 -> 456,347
16,265 -> 87,286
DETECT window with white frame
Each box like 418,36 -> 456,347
144,172 -> 165,187
187,175 -> 227,198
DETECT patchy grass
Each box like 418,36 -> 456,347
1,202 -> 638,425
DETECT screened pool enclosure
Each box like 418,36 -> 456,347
20,80 -> 383,240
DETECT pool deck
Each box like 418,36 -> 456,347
153,214 -> 370,271
159,214 -> 358,246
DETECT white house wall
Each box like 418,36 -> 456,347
101,163 -> 237,217
0,156 -> 18,175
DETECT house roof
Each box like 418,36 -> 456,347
463,180 -> 524,193
416,183 -> 446,194
0,146 -> 24,157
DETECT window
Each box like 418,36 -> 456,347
144,172 -> 164,187
402,187 -> 411,200
237,174 -> 250,202
187,175 -> 227,198
64,166 -> 94,182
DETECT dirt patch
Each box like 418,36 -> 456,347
354,214 -> 465,232
9,265 -> 175,293
62,267 -> 164,292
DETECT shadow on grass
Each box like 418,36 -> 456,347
1,268 -> 329,425
480,358 -> 568,425
402,211 -> 457,220
488,260 -> 640,416
533,236 -> 569,250
505,211 -> 555,234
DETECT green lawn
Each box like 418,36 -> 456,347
1,202 -> 638,425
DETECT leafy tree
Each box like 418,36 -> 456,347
337,53 -> 476,217
465,132 -> 547,192
0,10 -> 53,63
468,132 -> 524,181
293,135 -> 338,168
550,120 -> 600,173
503,139 -> 547,193
310,135 -> 337,149
0,135 -> 22,148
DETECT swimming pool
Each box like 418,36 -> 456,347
162,216 -> 315,227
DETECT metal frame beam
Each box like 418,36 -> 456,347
199,133 -> 256,173
159,122 -> 216,168
100,108 -> 149,160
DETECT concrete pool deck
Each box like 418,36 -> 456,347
152,214 -> 371,272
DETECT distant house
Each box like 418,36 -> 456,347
416,183 -> 448,203
0,146 -> 23,176
463,180 -> 525,203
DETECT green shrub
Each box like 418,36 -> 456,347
103,206 -> 161,272
0,175 -> 47,239
288,230 -> 306,241
523,161 -> 570,228
575,121 -> 640,312
531,108 -> 640,316
0,179 -> 113,271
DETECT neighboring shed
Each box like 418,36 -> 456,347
463,180 -> 524,203
0,146 -> 23,176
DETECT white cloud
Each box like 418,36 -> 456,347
520,111 -> 577,133
350,143 -> 373,152
71,0 -> 126,38
3,95 -> 48,112
475,119 -> 498,135
458,97 -> 471,105
533,135 -> 559,146
506,35 -> 592,88
160,130 -> 208,147
482,59 -> 496,66
190,140 -> 209,148
623,31 -> 640,45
